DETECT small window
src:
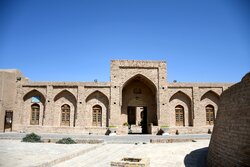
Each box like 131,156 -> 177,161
92,105 -> 102,126
175,105 -> 184,126
30,104 -> 40,125
206,105 -> 215,125
61,104 -> 70,126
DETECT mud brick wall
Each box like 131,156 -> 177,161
207,72 -> 250,167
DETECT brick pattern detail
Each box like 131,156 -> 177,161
207,72 -> 250,167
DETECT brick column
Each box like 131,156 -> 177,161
110,86 -> 120,126
75,85 -> 85,127
192,87 -> 201,127
44,85 -> 54,126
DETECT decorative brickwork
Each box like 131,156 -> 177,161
207,72 -> 250,167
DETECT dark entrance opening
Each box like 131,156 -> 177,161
127,106 -> 148,134
4,110 -> 13,132
141,107 -> 148,134
128,107 -> 136,125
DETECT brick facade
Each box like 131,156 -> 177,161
0,60 -> 233,134
207,72 -> 250,167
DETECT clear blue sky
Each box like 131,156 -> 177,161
0,0 -> 249,83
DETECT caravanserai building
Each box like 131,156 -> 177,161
0,60 -> 233,134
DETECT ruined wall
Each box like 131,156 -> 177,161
207,72 -> 250,167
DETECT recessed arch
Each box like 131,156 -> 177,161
86,90 -> 109,127
54,90 -> 77,103
54,90 -> 77,127
122,74 -> 158,133
23,89 -> 45,126
86,90 -> 109,105
201,90 -> 220,101
169,91 -> 192,126
122,74 -> 157,94
23,89 -> 46,104
169,91 -> 191,103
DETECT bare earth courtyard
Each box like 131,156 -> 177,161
0,136 -> 209,167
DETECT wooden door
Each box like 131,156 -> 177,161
175,106 -> 184,126
93,106 -> 102,126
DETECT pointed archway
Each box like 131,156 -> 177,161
54,90 -> 77,127
169,91 -> 192,126
122,74 -> 157,134
23,89 -> 46,126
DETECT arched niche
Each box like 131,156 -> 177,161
86,91 -> 109,127
122,74 -> 158,133
200,90 -> 220,125
169,91 -> 192,126
54,90 -> 77,127
22,89 -> 46,126
201,90 -> 220,102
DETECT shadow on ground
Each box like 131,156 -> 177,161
184,147 -> 208,167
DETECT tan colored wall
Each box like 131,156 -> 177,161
207,72 -> 250,167
0,61 -> 234,134
110,60 -> 167,126
0,70 -> 25,132
17,83 -> 110,130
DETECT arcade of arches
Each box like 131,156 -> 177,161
0,60 -> 233,134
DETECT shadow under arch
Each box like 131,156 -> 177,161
122,74 -> 157,94
86,90 -> 110,126
54,90 -> 77,127
122,74 -> 158,132
169,91 -> 192,103
54,90 -> 77,104
85,90 -> 109,105
23,89 -> 46,104
169,91 -> 192,126
200,90 -> 220,102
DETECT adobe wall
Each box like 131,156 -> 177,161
0,60 -> 235,134
13,82 -> 111,131
207,72 -> 250,167
0,70 -> 25,131
110,60 -> 167,125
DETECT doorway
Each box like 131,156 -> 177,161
127,106 -> 148,134
4,110 -> 13,132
